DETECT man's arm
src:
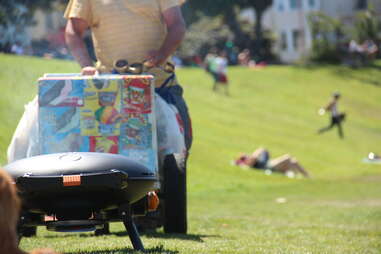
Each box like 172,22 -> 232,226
146,6 -> 186,67
65,18 -> 96,75
325,101 -> 334,111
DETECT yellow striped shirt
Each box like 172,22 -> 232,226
64,0 -> 185,87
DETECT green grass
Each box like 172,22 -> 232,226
1,53 -> 381,253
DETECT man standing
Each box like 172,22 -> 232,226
64,0 -> 192,150
64,0 -> 192,233
318,92 -> 345,139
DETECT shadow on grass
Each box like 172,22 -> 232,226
295,61 -> 381,87
40,233 -> 96,239
39,231 -> 220,243
113,230 -> 220,243
334,67 -> 381,87
64,244 -> 178,254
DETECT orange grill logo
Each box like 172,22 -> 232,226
63,175 -> 81,186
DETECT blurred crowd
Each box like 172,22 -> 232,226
5,34 -> 379,70
3,26 -> 76,61
342,39 -> 379,67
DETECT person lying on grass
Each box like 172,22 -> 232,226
234,147 -> 310,178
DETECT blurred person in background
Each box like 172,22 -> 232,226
234,147 -> 310,178
318,92 -> 345,139
212,50 -> 229,95
238,48 -> 250,66
11,42 -> 24,55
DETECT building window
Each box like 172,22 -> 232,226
281,32 -> 288,51
277,0 -> 285,12
356,0 -> 368,9
292,30 -> 301,50
309,0 -> 316,8
289,0 -> 301,9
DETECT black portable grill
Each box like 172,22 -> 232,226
4,152 -> 158,251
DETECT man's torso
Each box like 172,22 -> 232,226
66,0 -> 181,87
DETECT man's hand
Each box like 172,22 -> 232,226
81,66 -> 98,75
145,6 -> 186,68
145,50 -> 167,67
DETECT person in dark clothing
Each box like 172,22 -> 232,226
318,92 -> 345,138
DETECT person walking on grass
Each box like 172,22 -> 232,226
212,50 -> 229,96
204,48 -> 217,75
318,92 -> 346,138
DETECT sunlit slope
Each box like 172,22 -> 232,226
2,54 -> 381,254
1,53 -> 380,181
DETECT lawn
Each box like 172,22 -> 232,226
0,53 -> 380,253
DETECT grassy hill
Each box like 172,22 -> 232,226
0,53 -> 380,253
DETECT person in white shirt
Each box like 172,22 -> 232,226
212,50 -> 229,95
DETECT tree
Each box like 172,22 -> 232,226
307,5 -> 381,64
246,0 -> 274,59
184,0 -> 249,48
178,15 -> 233,59
184,0 -> 274,59
307,11 -> 344,62
353,8 -> 381,43
0,0 -> 65,51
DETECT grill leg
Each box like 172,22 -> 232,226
120,204 -> 144,251
123,217 -> 144,251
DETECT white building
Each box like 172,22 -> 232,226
261,0 -> 381,63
